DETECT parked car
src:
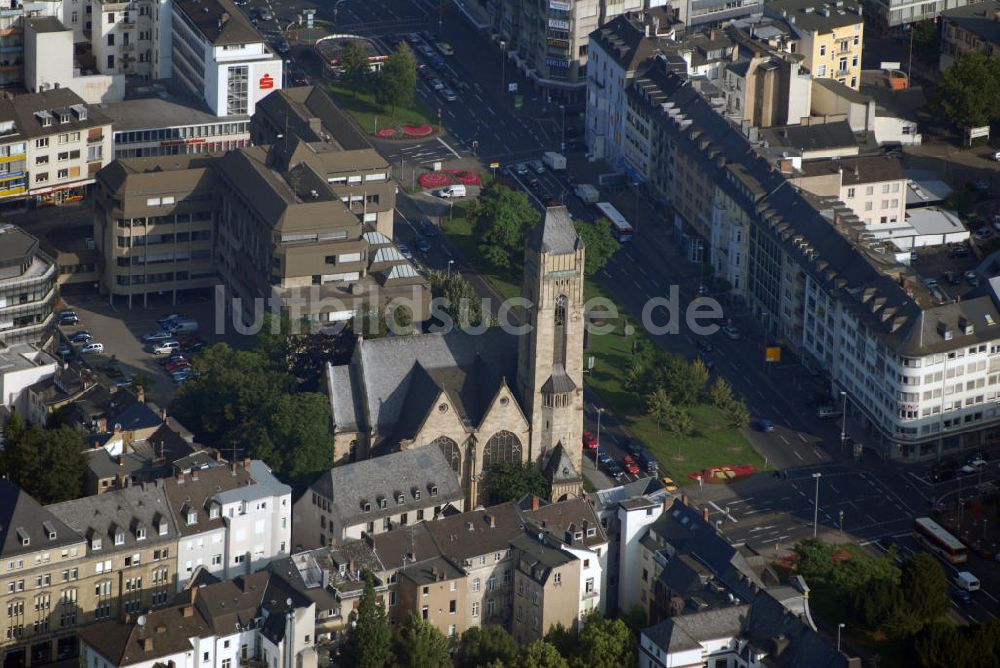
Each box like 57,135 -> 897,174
696,339 -> 714,354
966,270 -> 981,287
637,450 -> 658,473
596,452 -> 613,467
620,437 -> 642,457
397,243 -> 413,260
159,354 -> 187,366
974,227 -> 993,241
530,159 -> 545,174
698,353 -> 714,371
434,185 -> 466,198
143,330 -> 175,343
112,376 -> 134,388
165,360 -> 191,373
661,476 -> 679,492
415,235 -> 431,253
68,330 -> 92,343
606,462 -> 626,481
58,310 -> 79,325
150,341 -> 180,355
756,418 -> 775,432
260,9 -> 273,20
515,162 -> 530,176
721,324 -> 741,340
79,342 -> 104,354
582,431 -> 598,449
623,455 -> 641,475
441,88 -> 457,102
816,406 -> 842,419
158,313 -> 185,328
954,588 -> 973,606
182,341 -> 206,354
429,78 -> 445,91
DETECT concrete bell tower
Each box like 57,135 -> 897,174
517,206 -> 585,489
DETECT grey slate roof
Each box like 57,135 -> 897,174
308,447 -> 463,531
761,121 -> 857,153
47,480 -> 177,550
765,0 -> 864,34
424,502 -> 524,562
214,460 -> 290,504
744,588 -> 853,667
541,443 -> 583,486
0,224 -> 39,266
643,604 -> 750,652
0,481 -> 84,559
173,0 -> 263,46
532,206 -> 581,255
330,328 -> 519,443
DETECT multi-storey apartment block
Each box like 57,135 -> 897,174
0,479 -> 179,668
597,53 -> 1000,461
89,0 -> 171,78
790,155 -> 908,230
171,0 -> 282,117
0,225 -> 55,347
939,1 -> 1000,71
164,460 -> 292,592
79,571 -> 316,668
867,0 -> 977,30
765,0 -> 864,90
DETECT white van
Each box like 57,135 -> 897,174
956,571 -> 980,591
436,184 -> 466,198
150,340 -> 180,355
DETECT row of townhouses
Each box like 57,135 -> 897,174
584,9 -> 1000,462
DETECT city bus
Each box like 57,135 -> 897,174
595,202 -> 634,243
913,517 -> 968,564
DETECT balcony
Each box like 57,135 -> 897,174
88,134 -> 104,145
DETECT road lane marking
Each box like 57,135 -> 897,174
779,435 -> 789,445
793,450 -> 804,461
798,433 -> 807,443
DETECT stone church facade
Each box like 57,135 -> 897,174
325,206 -> 586,507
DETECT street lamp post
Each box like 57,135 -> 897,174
500,41 -> 507,95
840,390 -> 848,451
447,259 -> 454,278
559,103 -> 566,150
839,510 -> 844,537
333,0 -> 349,25
837,623 -> 845,652
596,407 -> 605,450
812,472 -> 822,538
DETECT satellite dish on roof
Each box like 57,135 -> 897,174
137,615 -> 147,627
286,598 -> 292,607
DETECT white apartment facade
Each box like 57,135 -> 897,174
614,497 -> 663,613
171,0 -> 282,117
90,0 -> 171,78
166,461 -> 292,591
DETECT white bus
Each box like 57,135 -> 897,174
595,201 -> 634,242
914,517 -> 968,564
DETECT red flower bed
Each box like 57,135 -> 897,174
373,127 -> 397,138
402,124 -> 433,138
418,172 -> 454,189
445,169 -> 481,185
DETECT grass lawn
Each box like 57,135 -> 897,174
442,208 -> 762,482
326,81 -> 436,135
441,204 -> 522,301
583,279 -> 764,481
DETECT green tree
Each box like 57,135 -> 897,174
428,270 -> 486,329
688,358 -> 710,397
911,20 -> 940,63
724,399 -> 750,429
793,538 -> 835,581
543,623 -> 576,658
484,461 -> 549,505
376,41 -> 417,111
0,414 -> 86,503
913,621 -> 972,668
901,553 -> 949,627
456,625 -> 519,668
354,300 -> 414,338
708,377 -> 734,409
475,184 -> 539,268
658,354 -> 700,406
393,614 -> 451,668
933,50 -> 1000,129
343,573 -> 393,668
267,392 -> 334,489
570,614 -> 636,668
573,218 -> 619,275
511,640 -> 569,668
645,387 -> 672,434
666,406 -> 694,438
341,40 -> 371,91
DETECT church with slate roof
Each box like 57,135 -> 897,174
325,206 -> 586,507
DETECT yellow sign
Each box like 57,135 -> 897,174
765,346 -> 781,363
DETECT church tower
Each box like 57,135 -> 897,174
517,206 -> 585,495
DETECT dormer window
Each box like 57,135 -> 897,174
362,501 -> 372,513
114,529 -> 125,546
91,537 -> 102,551
209,506 -> 220,519
413,489 -> 421,501
378,497 -> 388,510
586,527 -> 597,537
158,520 -> 168,536
15,528 -> 29,547
186,511 -> 197,526
395,493 -> 404,505
429,485 -> 438,497
42,522 -> 57,541
59,112 -> 70,124
136,527 -> 146,541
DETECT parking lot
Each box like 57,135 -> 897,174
56,292 -> 240,407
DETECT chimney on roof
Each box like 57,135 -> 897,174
681,494 -> 690,506
118,455 -> 125,467
532,495 -> 540,511
113,423 -> 121,434
177,472 -> 185,485
182,605 -> 193,618
243,458 -> 251,471
486,513 -> 496,528
192,469 -> 199,481
97,417 -> 108,433
142,637 -> 153,652
703,506 -> 710,523
161,407 -> 167,421
136,386 -> 145,404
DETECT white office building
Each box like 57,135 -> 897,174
171,0 -> 283,117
